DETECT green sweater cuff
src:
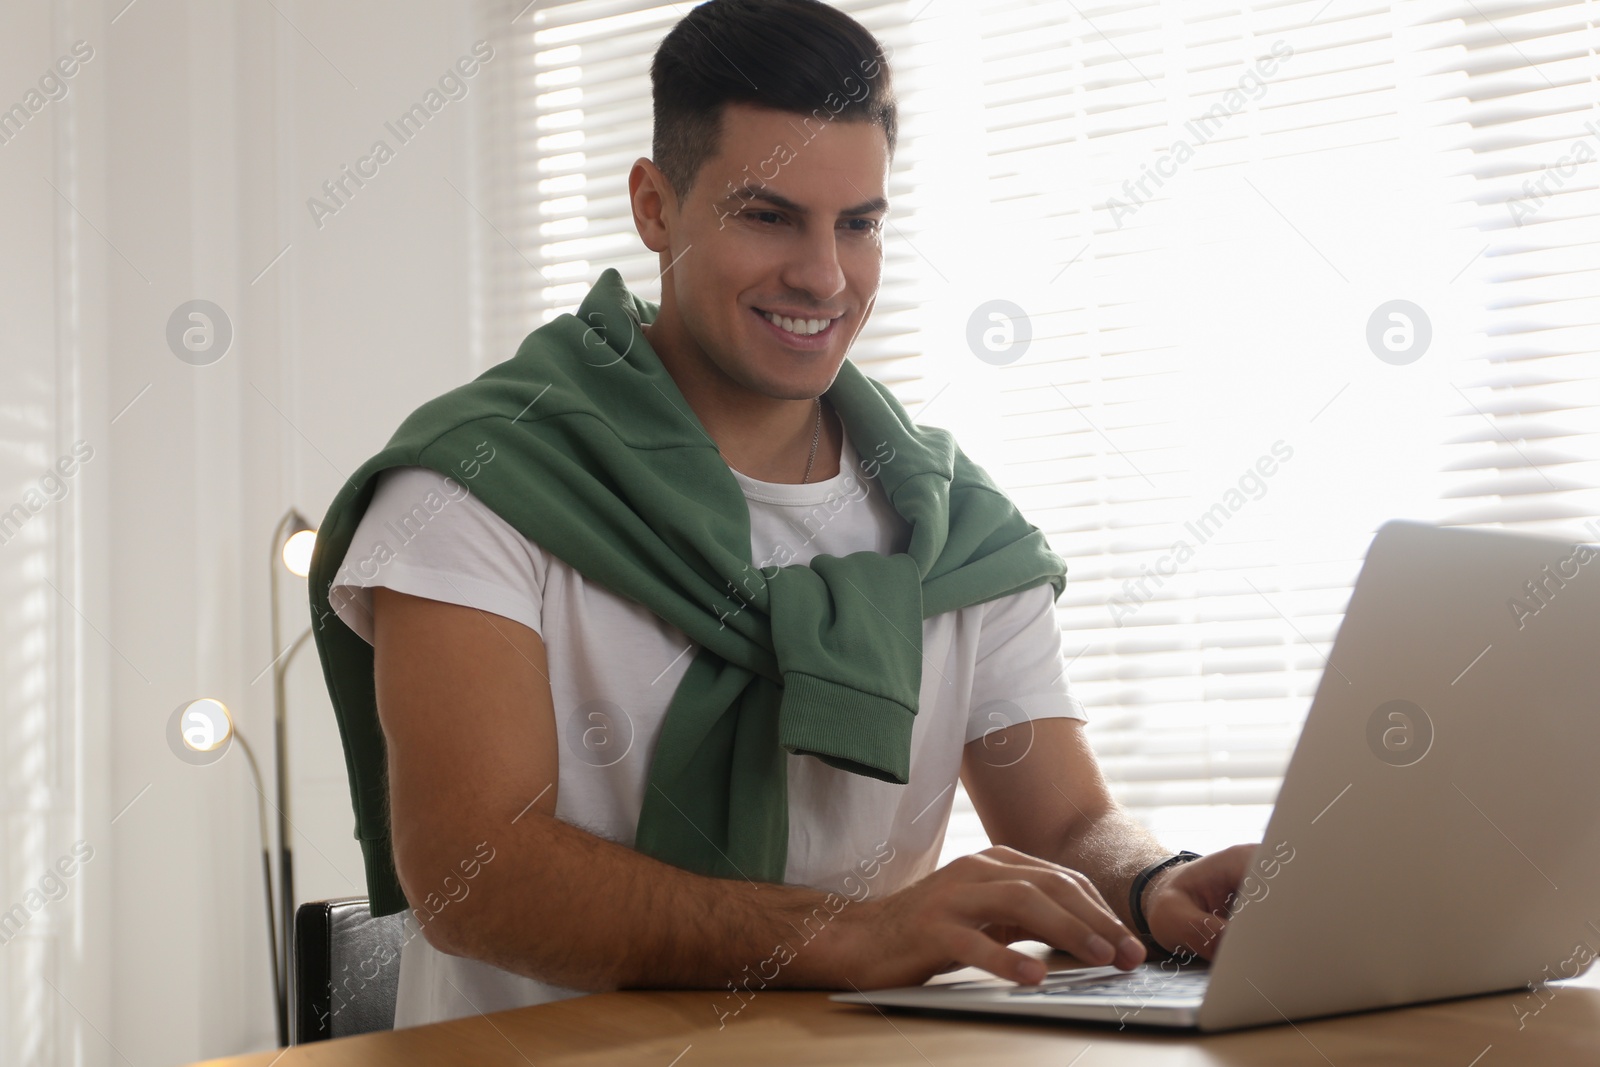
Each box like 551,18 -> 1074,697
778,671 -> 916,785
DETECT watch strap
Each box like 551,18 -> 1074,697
1129,850 -> 1202,945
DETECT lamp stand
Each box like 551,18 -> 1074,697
268,508 -> 313,1046
232,730 -> 287,1047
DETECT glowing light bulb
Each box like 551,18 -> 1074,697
281,529 -> 317,578
180,698 -> 233,753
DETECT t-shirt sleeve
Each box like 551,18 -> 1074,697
327,466 -> 547,645
965,581 -> 1087,745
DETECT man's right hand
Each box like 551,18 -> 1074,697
828,846 -> 1147,989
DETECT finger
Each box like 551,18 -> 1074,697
1156,893 -> 1232,960
976,921 -> 1029,946
978,847 -> 1120,914
1165,847 -> 1267,931
957,879 -> 1143,970
1008,866 -> 1144,966
1192,847 -> 1259,906
945,924 -> 1050,985
971,851 -> 1130,941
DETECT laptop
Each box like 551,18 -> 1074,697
832,519 -> 1600,1031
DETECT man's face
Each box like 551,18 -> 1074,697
637,101 -> 889,402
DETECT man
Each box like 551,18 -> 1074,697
309,0 -> 1254,1030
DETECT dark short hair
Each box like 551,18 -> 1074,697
650,0 -> 897,205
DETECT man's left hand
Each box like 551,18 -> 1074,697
1141,843 -> 1259,960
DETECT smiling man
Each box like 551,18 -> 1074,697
309,0 -> 1254,1031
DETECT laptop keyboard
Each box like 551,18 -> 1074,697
1009,965 -> 1211,1001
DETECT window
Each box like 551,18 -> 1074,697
484,0 -> 1600,863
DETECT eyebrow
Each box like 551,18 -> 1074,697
722,184 -> 889,218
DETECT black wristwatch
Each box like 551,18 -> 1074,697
1129,851 -> 1202,946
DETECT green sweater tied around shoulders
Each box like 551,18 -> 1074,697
308,268 -> 1067,917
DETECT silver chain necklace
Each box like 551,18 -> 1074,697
801,397 -> 823,484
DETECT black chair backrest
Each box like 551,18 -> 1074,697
291,897 -> 410,1044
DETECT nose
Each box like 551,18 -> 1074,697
781,224 -> 847,309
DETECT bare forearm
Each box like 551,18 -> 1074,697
410,813 -> 849,993
1049,805 -> 1171,936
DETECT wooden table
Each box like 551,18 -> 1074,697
194,946 -> 1600,1066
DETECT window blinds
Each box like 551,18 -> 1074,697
483,0 -> 1600,865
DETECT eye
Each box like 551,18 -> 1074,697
845,217 -> 883,234
746,210 -> 784,225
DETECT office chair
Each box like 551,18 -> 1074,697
291,896 -> 411,1043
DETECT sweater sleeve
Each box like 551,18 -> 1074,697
328,465 -> 549,643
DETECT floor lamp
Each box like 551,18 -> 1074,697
269,509 -> 317,1047
176,698 -> 286,1047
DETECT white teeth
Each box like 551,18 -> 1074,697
762,309 -> 832,336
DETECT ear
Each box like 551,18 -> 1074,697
629,157 -> 676,254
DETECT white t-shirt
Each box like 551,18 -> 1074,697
329,424 -> 1087,1028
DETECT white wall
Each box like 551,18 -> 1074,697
3,1 -> 500,1063
0,2 -> 112,1064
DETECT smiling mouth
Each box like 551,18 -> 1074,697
753,307 -> 842,338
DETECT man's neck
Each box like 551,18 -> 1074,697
642,321 -> 842,484
710,394 -> 844,486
